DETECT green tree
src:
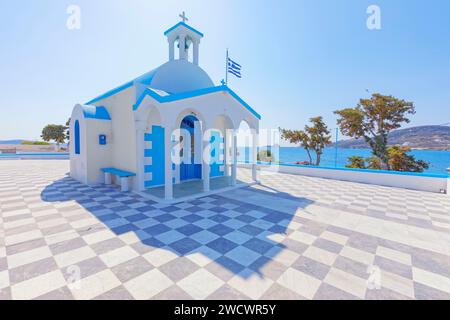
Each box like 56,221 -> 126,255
346,156 -> 366,169
21,141 -> 50,146
280,116 -> 331,166
335,93 -> 415,169
257,149 -> 275,163
345,148 -> 429,173
280,129 -> 313,164
41,124 -> 67,150
366,156 -> 382,170
305,117 -> 331,166
387,146 -> 429,172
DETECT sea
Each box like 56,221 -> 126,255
240,147 -> 450,175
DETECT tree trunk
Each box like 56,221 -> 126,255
316,152 -> 321,166
305,148 -> 312,164
366,135 -> 390,170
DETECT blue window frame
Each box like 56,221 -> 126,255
74,120 -> 80,155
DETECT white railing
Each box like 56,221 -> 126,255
239,162 -> 449,194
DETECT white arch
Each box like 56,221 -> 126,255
173,109 -> 208,184
133,100 -> 164,191
212,114 -> 235,177
173,107 -> 208,131
212,114 -> 235,132
134,98 -> 162,127
237,120 -> 259,182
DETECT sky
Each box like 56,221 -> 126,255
0,0 -> 449,142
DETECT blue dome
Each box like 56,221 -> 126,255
135,60 -> 214,94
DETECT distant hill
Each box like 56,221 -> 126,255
334,125 -> 450,150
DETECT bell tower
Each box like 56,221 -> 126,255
164,12 -> 204,65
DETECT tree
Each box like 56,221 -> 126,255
41,124 -> 67,150
346,156 -> 366,169
345,147 -> 429,173
305,117 -> 331,166
21,141 -> 50,145
280,116 -> 331,166
335,93 -> 415,169
280,129 -> 313,164
257,149 -> 275,163
387,146 -> 429,172
366,156 -> 382,170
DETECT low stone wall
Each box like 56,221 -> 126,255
239,163 -> 449,194
0,144 -> 57,153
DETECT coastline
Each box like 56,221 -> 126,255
332,146 -> 450,151
252,147 -> 450,174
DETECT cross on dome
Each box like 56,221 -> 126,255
179,11 -> 188,23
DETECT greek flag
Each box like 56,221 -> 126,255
227,57 -> 242,78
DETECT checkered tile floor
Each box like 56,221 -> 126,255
1,160 -> 450,300
239,169 -> 450,233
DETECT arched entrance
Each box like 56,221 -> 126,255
180,115 -> 202,181
237,120 -> 253,164
212,114 -> 234,178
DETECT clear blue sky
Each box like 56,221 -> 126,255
1,0 -> 449,141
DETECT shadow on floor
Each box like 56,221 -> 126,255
41,174 -> 314,279
142,176 -> 249,200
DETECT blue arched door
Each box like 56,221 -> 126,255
180,115 -> 202,181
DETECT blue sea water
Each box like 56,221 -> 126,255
1,150 -> 448,174
0,152 -> 69,160
240,147 -> 450,175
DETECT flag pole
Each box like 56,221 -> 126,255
334,127 -> 339,168
225,48 -> 229,86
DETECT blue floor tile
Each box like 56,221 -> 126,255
144,224 -> 171,236
243,238 -> 275,255
170,238 -> 202,255
239,225 -> 264,236
112,223 -> 139,235
206,237 -> 238,254
209,224 -> 234,236
177,224 -> 203,236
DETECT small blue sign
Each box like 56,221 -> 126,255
99,134 -> 107,145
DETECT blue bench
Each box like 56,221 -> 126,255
101,168 -> 136,192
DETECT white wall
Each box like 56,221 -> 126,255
70,105 -> 88,184
85,119 -> 113,184
93,86 -> 137,174
242,163 -> 449,194
70,105 -> 113,185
